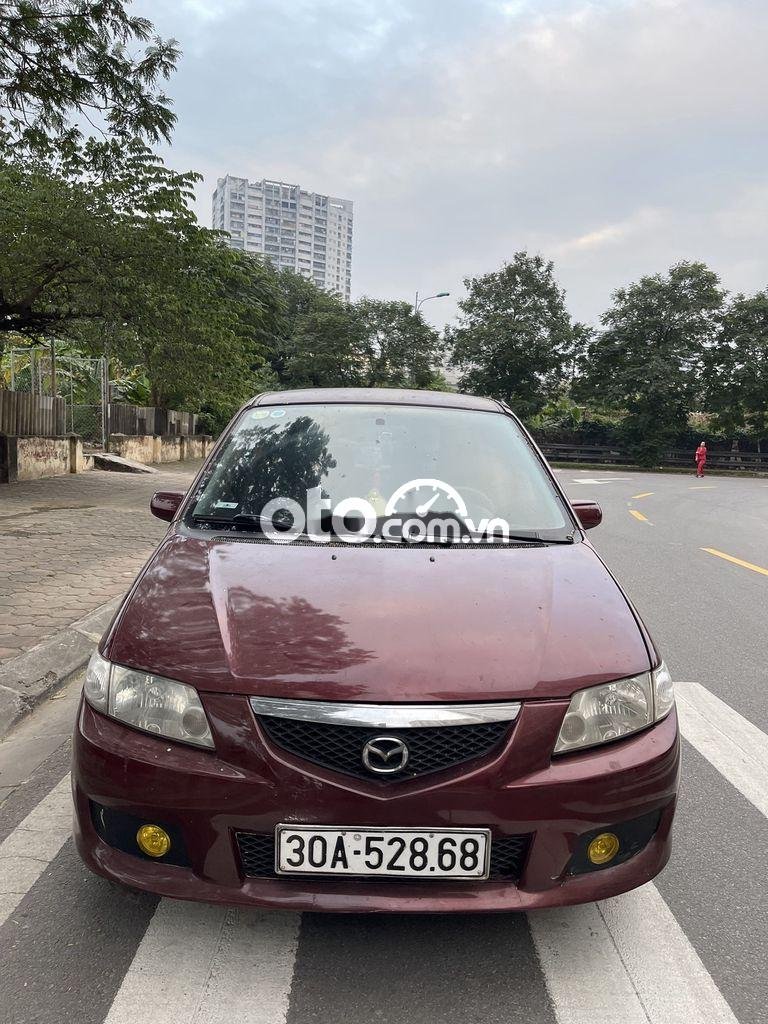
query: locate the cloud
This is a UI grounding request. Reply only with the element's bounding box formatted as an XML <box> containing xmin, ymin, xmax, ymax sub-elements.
<box><xmin>137</xmin><ymin>0</ymin><xmax>768</xmax><ymax>324</ymax></box>
<box><xmin>551</xmin><ymin>208</ymin><xmax>667</xmax><ymax>256</ymax></box>
<box><xmin>177</xmin><ymin>0</ymin><xmax>245</xmax><ymax>23</ymax></box>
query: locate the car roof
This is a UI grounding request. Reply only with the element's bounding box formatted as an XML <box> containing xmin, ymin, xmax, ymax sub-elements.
<box><xmin>248</xmin><ymin>387</ymin><xmax>503</xmax><ymax>412</ymax></box>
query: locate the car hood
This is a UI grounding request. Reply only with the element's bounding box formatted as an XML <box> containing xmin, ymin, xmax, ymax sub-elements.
<box><xmin>106</xmin><ymin>531</ymin><xmax>651</xmax><ymax>702</ymax></box>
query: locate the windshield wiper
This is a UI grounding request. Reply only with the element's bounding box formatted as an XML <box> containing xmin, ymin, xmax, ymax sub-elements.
<box><xmin>502</xmin><ymin>533</ymin><xmax>574</xmax><ymax>545</ymax></box>
<box><xmin>381</xmin><ymin>529</ymin><xmax>574</xmax><ymax>546</ymax></box>
<box><xmin>191</xmin><ymin>510</ymin><xmax>300</xmax><ymax>535</ymax></box>
<box><xmin>435</xmin><ymin>531</ymin><xmax>574</xmax><ymax>546</ymax></box>
<box><xmin>190</xmin><ymin>513</ymin><xmax>264</xmax><ymax>533</ymax></box>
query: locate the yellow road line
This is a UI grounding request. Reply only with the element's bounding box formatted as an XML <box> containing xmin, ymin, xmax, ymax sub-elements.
<box><xmin>629</xmin><ymin>509</ymin><xmax>649</xmax><ymax>522</ymax></box>
<box><xmin>702</xmin><ymin>548</ymin><xmax>768</xmax><ymax>578</ymax></box>
<box><xmin>631</xmin><ymin>492</ymin><xmax>654</xmax><ymax>499</ymax></box>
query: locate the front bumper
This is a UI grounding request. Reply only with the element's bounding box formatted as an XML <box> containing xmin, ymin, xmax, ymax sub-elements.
<box><xmin>72</xmin><ymin>695</ymin><xmax>680</xmax><ymax>913</ymax></box>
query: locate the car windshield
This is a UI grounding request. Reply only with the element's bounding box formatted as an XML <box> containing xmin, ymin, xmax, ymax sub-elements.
<box><xmin>187</xmin><ymin>403</ymin><xmax>572</xmax><ymax>540</ymax></box>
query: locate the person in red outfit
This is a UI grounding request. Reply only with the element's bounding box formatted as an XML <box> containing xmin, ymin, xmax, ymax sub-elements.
<box><xmin>695</xmin><ymin>441</ymin><xmax>707</xmax><ymax>477</ymax></box>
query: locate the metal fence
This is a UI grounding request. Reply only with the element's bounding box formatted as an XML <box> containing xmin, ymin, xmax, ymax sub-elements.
<box><xmin>3</xmin><ymin>348</ymin><xmax>107</xmax><ymax>444</ymax></box>
<box><xmin>540</xmin><ymin>442</ymin><xmax>768</xmax><ymax>472</ymax></box>
<box><xmin>108</xmin><ymin>404</ymin><xmax>197</xmax><ymax>436</ymax></box>
<box><xmin>1</xmin><ymin>348</ymin><xmax>197</xmax><ymax>445</ymax></box>
<box><xmin>0</xmin><ymin>391</ymin><xmax>67</xmax><ymax>436</ymax></box>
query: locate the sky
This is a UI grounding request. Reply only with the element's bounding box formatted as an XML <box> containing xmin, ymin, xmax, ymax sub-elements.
<box><xmin>137</xmin><ymin>0</ymin><xmax>768</xmax><ymax>328</ymax></box>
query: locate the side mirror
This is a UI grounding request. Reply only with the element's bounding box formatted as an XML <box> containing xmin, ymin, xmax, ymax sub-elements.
<box><xmin>571</xmin><ymin>499</ymin><xmax>602</xmax><ymax>530</ymax></box>
<box><xmin>150</xmin><ymin>490</ymin><xmax>184</xmax><ymax>522</ymax></box>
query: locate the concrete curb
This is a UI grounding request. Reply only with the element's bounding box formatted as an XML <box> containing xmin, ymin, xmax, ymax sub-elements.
<box><xmin>0</xmin><ymin>599</ymin><xmax>120</xmax><ymax>739</ymax></box>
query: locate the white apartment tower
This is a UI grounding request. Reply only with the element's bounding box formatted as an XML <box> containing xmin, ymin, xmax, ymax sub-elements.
<box><xmin>212</xmin><ymin>174</ymin><xmax>353</xmax><ymax>300</ymax></box>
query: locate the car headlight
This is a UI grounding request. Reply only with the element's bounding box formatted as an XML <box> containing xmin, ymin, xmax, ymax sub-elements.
<box><xmin>553</xmin><ymin>662</ymin><xmax>674</xmax><ymax>755</ymax></box>
<box><xmin>83</xmin><ymin>651</ymin><xmax>214</xmax><ymax>749</ymax></box>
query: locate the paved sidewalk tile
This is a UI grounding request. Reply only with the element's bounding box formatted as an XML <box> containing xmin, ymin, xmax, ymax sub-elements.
<box><xmin>0</xmin><ymin>462</ymin><xmax>202</xmax><ymax>663</ymax></box>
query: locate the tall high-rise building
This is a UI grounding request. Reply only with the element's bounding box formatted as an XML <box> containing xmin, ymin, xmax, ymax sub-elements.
<box><xmin>212</xmin><ymin>174</ymin><xmax>353</xmax><ymax>300</ymax></box>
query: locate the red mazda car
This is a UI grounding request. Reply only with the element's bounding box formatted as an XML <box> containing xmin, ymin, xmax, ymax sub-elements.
<box><xmin>73</xmin><ymin>388</ymin><xmax>679</xmax><ymax>912</ymax></box>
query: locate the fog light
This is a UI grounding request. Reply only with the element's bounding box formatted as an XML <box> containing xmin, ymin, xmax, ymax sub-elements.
<box><xmin>136</xmin><ymin>824</ymin><xmax>171</xmax><ymax>858</ymax></box>
<box><xmin>587</xmin><ymin>832</ymin><xmax>620</xmax><ymax>865</ymax></box>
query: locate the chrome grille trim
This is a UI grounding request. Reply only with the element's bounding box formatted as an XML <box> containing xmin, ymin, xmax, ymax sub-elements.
<box><xmin>249</xmin><ymin>696</ymin><xmax>522</xmax><ymax>728</ymax></box>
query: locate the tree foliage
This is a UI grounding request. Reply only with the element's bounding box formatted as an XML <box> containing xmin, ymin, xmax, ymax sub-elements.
<box><xmin>578</xmin><ymin>262</ymin><xmax>725</xmax><ymax>464</ymax></box>
<box><xmin>0</xmin><ymin>155</ymin><xmax>284</xmax><ymax>412</ymax></box>
<box><xmin>449</xmin><ymin>252</ymin><xmax>575</xmax><ymax>417</ymax></box>
<box><xmin>356</xmin><ymin>298</ymin><xmax>445</xmax><ymax>389</ymax></box>
<box><xmin>280</xmin><ymin>305</ymin><xmax>368</xmax><ymax>389</ymax></box>
<box><xmin>704</xmin><ymin>291</ymin><xmax>768</xmax><ymax>444</ymax></box>
<box><xmin>269</xmin><ymin>287</ymin><xmax>446</xmax><ymax>392</ymax></box>
<box><xmin>112</xmin><ymin>238</ymin><xmax>281</xmax><ymax>410</ymax></box>
<box><xmin>0</xmin><ymin>152</ymin><xmax>195</xmax><ymax>336</ymax></box>
<box><xmin>265</xmin><ymin>269</ymin><xmax>339</xmax><ymax>385</ymax></box>
<box><xmin>0</xmin><ymin>0</ymin><xmax>178</xmax><ymax>163</ymax></box>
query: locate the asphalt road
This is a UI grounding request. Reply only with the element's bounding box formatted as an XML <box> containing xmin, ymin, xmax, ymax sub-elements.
<box><xmin>1</xmin><ymin>467</ymin><xmax>767</xmax><ymax>1024</ymax></box>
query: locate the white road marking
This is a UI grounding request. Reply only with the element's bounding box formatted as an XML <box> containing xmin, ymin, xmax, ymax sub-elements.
<box><xmin>676</xmin><ymin>681</ymin><xmax>768</xmax><ymax>820</ymax></box>
<box><xmin>569</xmin><ymin>477</ymin><xmax>630</xmax><ymax>485</ymax></box>
<box><xmin>529</xmin><ymin>902</ymin><xmax>649</xmax><ymax>1023</ymax></box>
<box><xmin>0</xmin><ymin>773</ymin><xmax>71</xmax><ymax>927</ymax></box>
<box><xmin>530</xmin><ymin>882</ymin><xmax>738</xmax><ymax>1024</ymax></box>
<box><xmin>105</xmin><ymin>899</ymin><xmax>300</xmax><ymax>1024</ymax></box>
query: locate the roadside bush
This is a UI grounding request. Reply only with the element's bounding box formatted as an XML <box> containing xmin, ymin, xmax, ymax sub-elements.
<box><xmin>528</xmin><ymin>412</ymin><xmax>761</xmax><ymax>457</ymax></box>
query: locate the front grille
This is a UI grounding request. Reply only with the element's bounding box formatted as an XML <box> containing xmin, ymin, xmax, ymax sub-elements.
<box><xmin>489</xmin><ymin>835</ymin><xmax>529</xmax><ymax>879</ymax></box>
<box><xmin>256</xmin><ymin>717</ymin><xmax>512</xmax><ymax>782</ymax></box>
<box><xmin>236</xmin><ymin>832</ymin><xmax>276</xmax><ymax>877</ymax></box>
<box><xmin>235</xmin><ymin>832</ymin><xmax>530</xmax><ymax>882</ymax></box>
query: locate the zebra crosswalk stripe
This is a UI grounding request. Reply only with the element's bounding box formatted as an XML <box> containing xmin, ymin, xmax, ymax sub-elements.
<box><xmin>675</xmin><ymin>681</ymin><xmax>768</xmax><ymax>819</ymax></box>
<box><xmin>0</xmin><ymin>773</ymin><xmax>71</xmax><ymax>928</ymax></box>
<box><xmin>529</xmin><ymin>883</ymin><xmax>739</xmax><ymax>1024</ymax></box>
<box><xmin>104</xmin><ymin>900</ymin><xmax>301</xmax><ymax>1024</ymax></box>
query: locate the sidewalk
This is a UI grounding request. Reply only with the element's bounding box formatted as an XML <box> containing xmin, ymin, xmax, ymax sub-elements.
<box><xmin>0</xmin><ymin>460</ymin><xmax>203</xmax><ymax>663</ymax></box>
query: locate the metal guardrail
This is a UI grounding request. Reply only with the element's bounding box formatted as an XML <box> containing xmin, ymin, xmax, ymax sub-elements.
<box><xmin>540</xmin><ymin>443</ymin><xmax>768</xmax><ymax>471</ymax></box>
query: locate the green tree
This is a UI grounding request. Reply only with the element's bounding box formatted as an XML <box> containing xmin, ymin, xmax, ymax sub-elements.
<box><xmin>267</xmin><ymin>269</ymin><xmax>340</xmax><ymax>385</ymax></box>
<box><xmin>282</xmin><ymin>305</ymin><xmax>368</xmax><ymax>389</ymax></box>
<box><xmin>579</xmin><ymin>261</ymin><xmax>725</xmax><ymax>465</ymax></box>
<box><xmin>355</xmin><ymin>298</ymin><xmax>445</xmax><ymax>389</ymax></box>
<box><xmin>566</xmin><ymin>321</ymin><xmax>593</xmax><ymax>384</ymax></box>
<box><xmin>704</xmin><ymin>290</ymin><xmax>768</xmax><ymax>448</ymax></box>
<box><xmin>0</xmin><ymin>158</ymin><xmax>282</xmax><ymax>414</ymax></box>
<box><xmin>272</xmin><ymin>288</ymin><xmax>449</xmax><ymax>393</ymax></box>
<box><xmin>449</xmin><ymin>252</ymin><xmax>575</xmax><ymax>416</ymax></box>
<box><xmin>0</xmin><ymin>153</ymin><xmax>196</xmax><ymax>341</ymax></box>
<box><xmin>0</xmin><ymin>1</ymin><xmax>178</xmax><ymax>162</ymax></box>
<box><xmin>112</xmin><ymin>235</ymin><xmax>274</xmax><ymax>408</ymax></box>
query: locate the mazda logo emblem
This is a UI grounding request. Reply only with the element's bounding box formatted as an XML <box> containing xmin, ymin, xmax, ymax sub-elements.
<box><xmin>362</xmin><ymin>736</ymin><xmax>409</xmax><ymax>774</ymax></box>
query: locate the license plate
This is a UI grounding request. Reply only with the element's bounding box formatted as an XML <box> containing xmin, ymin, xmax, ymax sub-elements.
<box><xmin>275</xmin><ymin>825</ymin><xmax>490</xmax><ymax>880</ymax></box>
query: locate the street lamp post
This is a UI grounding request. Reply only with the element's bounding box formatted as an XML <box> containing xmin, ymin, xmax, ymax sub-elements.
<box><xmin>414</xmin><ymin>290</ymin><xmax>450</xmax><ymax>314</ymax></box>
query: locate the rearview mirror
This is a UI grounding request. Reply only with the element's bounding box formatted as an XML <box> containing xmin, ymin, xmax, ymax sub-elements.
<box><xmin>571</xmin><ymin>500</ymin><xmax>602</xmax><ymax>530</ymax></box>
<box><xmin>150</xmin><ymin>490</ymin><xmax>184</xmax><ymax>522</ymax></box>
